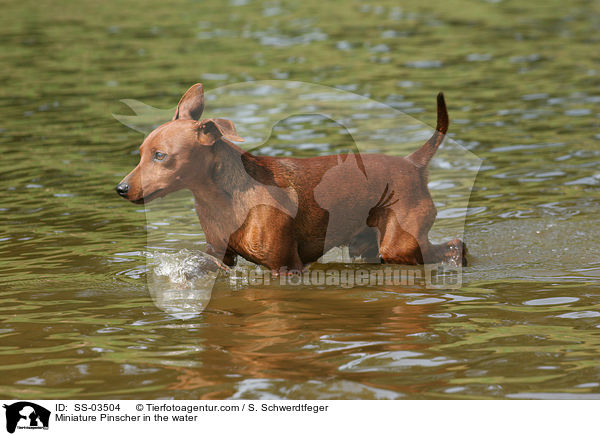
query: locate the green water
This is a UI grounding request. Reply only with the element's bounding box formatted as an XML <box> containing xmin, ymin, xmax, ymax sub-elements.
<box><xmin>1</xmin><ymin>0</ymin><xmax>599</xmax><ymax>399</ymax></box>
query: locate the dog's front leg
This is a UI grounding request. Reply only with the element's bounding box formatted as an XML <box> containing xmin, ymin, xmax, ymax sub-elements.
<box><xmin>205</xmin><ymin>243</ymin><xmax>237</xmax><ymax>267</ymax></box>
<box><xmin>230</xmin><ymin>204</ymin><xmax>304</xmax><ymax>273</ymax></box>
<box><xmin>203</xmin><ymin>233</ymin><xmax>238</xmax><ymax>268</ymax></box>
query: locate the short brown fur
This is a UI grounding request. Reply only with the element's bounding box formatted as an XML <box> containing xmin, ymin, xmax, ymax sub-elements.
<box><xmin>116</xmin><ymin>84</ymin><xmax>467</xmax><ymax>272</ymax></box>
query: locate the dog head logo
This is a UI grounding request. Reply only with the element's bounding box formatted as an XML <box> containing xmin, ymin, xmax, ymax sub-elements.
<box><xmin>3</xmin><ymin>402</ymin><xmax>50</xmax><ymax>433</ymax></box>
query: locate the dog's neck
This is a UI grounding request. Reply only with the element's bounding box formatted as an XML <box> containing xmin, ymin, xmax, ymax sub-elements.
<box><xmin>186</xmin><ymin>141</ymin><xmax>248</xmax><ymax>241</ymax></box>
<box><xmin>215</xmin><ymin>140</ymin><xmax>253</xmax><ymax>195</ymax></box>
<box><xmin>188</xmin><ymin>140</ymin><xmax>260</xmax><ymax>209</ymax></box>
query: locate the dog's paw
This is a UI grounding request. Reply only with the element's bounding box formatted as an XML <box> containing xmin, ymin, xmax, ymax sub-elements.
<box><xmin>444</xmin><ymin>238</ymin><xmax>468</xmax><ymax>267</ymax></box>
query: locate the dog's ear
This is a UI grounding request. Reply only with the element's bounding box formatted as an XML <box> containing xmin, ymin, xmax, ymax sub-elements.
<box><xmin>172</xmin><ymin>83</ymin><xmax>205</xmax><ymax>121</ymax></box>
<box><xmin>197</xmin><ymin>118</ymin><xmax>244</xmax><ymax>145</ymax></box>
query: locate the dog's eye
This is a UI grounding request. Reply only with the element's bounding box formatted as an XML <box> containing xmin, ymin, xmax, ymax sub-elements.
<box><xmin>153</xmin><ymin>151</ymin><xmax>167</xmax><ymax>161</ymax></box>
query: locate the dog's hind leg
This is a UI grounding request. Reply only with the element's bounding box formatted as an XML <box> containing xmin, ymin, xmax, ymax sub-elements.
<box><xmin>376</xmin><ymin>213</ymin><xmax>467</xmax><ymax>266</ymax></box>
<box><xmin>377</xmin><ymin>221</ymin><xmax>425</xmax><ymax>265</ymax></box>
<box><xmin>348</xmin><ymin>227</ymin><xmax>380</xmax><ymax>262</ymax></box>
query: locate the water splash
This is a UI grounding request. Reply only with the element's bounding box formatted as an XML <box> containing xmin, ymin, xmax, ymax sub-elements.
<box><xmin>147</xmin><ymin>249</ymin><xmax>225</xmax><ymax>319</ymax></box>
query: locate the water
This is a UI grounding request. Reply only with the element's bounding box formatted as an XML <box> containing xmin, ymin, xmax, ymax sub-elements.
<box><xmin>1</xmin><ymin>0</ymin><xmax>599</xmax><ymax>399</ymax></box>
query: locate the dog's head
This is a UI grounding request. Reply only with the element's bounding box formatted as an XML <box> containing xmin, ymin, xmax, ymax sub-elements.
<box><xmin>116</xmin><ymin>83</ymin><xmax>244</xmax><ymax>204</ymax></box>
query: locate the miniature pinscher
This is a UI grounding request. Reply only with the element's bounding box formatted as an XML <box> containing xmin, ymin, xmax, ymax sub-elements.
<box><xmin>116</xmin><ymin>83</ymin><xmax>467</xmax><ymax>272</ymax></box>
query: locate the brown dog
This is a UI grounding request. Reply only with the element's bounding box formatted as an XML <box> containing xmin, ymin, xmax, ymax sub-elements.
<box><xmin>116</xmin><ymin>84</ymin><xmax>467</xmax><ymax>272</ymax></box>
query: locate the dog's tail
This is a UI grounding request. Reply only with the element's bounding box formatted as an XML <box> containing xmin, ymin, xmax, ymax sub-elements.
<box><xmin>407</xmin><ymin>92</ymin><xmax>449</xmax><ymax>168</ymax></box>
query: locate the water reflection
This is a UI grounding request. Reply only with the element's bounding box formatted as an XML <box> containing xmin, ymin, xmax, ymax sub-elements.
<box><xmin>162</xmin><ymin>283</ymin><xmax>443</xmax><ymax>398</ymax></box>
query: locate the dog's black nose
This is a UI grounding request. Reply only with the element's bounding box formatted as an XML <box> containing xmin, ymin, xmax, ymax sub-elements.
<box><xmin>115</xmin><ymin>182</ymin><xmax>129</xmax><ymax>197</ymax></box>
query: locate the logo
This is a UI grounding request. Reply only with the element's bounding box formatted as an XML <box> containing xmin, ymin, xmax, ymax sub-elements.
<box><xmin>3</xmin><ymin>402</ymin><xmax>50</xmax><ymax>434</ymax></box>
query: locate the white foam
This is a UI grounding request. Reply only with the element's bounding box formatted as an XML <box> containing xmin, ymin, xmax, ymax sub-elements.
<box><xmin>146</xmin><ymin>249</ymin><xmax>223</xmax><ymax>319</ymax></box>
